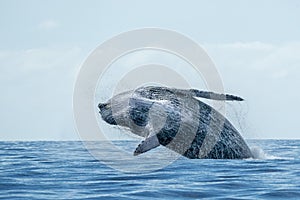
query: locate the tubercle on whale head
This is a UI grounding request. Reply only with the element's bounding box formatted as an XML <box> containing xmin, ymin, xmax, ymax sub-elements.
<box><xmin>98</xmin><ymin>102</ymin><xmax>117</xmax><ymax>125</ymax></box>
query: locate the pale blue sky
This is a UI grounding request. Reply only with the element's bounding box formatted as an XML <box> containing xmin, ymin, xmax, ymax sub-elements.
<box><xmin>1</xmin><ymin>0</ymin><xmax>300</xmax><ymax>140</ymax></box>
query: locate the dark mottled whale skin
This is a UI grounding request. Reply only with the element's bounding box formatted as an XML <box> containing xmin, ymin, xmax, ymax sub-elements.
<box><xmin>98</xmin><ymin>86</ymin><xmax>253</xmax><ymax>159</ymax></box>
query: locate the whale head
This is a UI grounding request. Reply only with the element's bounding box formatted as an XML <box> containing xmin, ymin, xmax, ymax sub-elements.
<box><xmin>98</xmin><ymin>89</ymin><xmax>158</xmax><ymax>138</ymax></box>
<box><xmin>98</xmin><ymin>90</ymin><xmax>147</xmax><ymax>128</ymax></box>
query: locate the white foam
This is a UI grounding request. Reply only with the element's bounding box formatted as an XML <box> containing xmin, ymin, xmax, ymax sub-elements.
<box><xmin>249</xmin><ymin>146</ymin><xmax>280</xmax><ymax>160</ymax></box>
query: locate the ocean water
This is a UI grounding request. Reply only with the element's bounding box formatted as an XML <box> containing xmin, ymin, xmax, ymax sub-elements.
<box><xmin>1</xmin><ymin>140</ymin><xmax>299</xmax><ymax>199</ymax></box>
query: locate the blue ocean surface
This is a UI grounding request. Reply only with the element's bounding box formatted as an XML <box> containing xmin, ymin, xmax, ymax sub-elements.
<box><xmin>1</xmin><ymin>140</ymin><xmax>299</xmax><ymax>199</ymax></box>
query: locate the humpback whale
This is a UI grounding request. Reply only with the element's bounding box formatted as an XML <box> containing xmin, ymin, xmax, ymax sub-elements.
<box><xmin>98</xmin><ymin>86</ymin><xmax>253</xmax><ymax>159</ymax></box>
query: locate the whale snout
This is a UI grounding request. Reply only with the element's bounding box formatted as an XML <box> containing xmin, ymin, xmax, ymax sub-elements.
<box><xmin>98</xmin><ymin>103</ymin><xmax>110</xmax><ymax>111</ymax></box>
<box><xmin>98</xmin><ymin>102</ymin><xmax>117</xmax><ymax>125</ymax></box>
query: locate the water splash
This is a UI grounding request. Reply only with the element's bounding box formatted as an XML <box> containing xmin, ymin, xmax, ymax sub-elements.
<box><xmin>249</xmin><ymin>146</ymin><xmax>280</xmax><ymax>160</ymax></box>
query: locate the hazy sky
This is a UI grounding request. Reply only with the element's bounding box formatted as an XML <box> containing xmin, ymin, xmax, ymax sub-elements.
<box><xmin>1</xmin><ymin>0</ymin><xmax>300</xmax><ymax>140</ymax></box>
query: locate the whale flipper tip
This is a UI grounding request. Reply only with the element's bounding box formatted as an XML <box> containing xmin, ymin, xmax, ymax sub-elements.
<box><xmin>134</xmin><ymin>135</ymin><xmax>160</xmax><ymax>156</ymax></box>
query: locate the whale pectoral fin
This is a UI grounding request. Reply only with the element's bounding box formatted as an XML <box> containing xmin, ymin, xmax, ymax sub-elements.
<box><xmin>134</xmin><ymin>135</ymin><xmax>160</xmax><ymax>156</ymax></box>
<box><xmin>189</xmin><ymin>89</ymin><xmax>244</xmax><ymax>101</ymax></box>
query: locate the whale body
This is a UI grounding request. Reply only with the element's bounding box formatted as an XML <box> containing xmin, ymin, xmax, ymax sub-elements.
<box><xmin>98</xmin><ymin>86</ymin><xmax>253</xmax><ymax>159</ymax></box>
